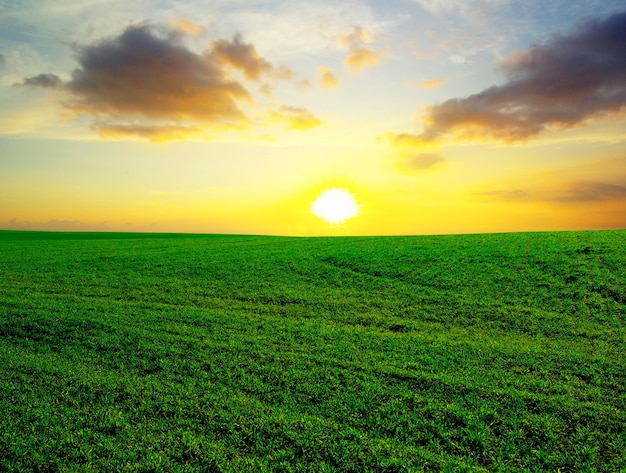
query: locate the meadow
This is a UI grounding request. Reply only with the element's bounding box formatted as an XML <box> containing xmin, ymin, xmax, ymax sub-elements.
<box><xmin>0</xmin><ymin>229</ymin><xmax>624</xmax><ymax>472</ymax></box>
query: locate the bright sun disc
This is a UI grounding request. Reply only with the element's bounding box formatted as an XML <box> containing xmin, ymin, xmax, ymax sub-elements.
<box><xmin>311</xmin><ymin>187</ymin><xmax>361</xmax><ymax>225</ymax></box>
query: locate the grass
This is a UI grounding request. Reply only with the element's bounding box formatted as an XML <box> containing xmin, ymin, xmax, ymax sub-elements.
<box><xmin>0</xmin><ymin>229</ymin><xmax>624</xmax><ymax>472</ymax></box>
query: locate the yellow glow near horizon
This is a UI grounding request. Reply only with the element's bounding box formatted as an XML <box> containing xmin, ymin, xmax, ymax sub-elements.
<box><xmin>311</xmin><ymin>187</ymin><xmax>361</xmax><ymax>226</ymax></box>
<box><xmin>2</xmin><ymin>4</ymin><xmax>626</xmax><ymax>236</ymax></box>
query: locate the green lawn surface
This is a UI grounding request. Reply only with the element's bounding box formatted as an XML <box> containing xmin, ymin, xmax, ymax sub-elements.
<box><xmin>1</xmin><ymin>229</ymin><xmax>624</xmax><ymax>472</ymax></box>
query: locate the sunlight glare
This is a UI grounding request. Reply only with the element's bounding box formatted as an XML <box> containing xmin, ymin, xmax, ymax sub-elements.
<box><xmin>311</xmin><ymin>187</ymin><xmax>361</xmax><ymax>226</ymax></box>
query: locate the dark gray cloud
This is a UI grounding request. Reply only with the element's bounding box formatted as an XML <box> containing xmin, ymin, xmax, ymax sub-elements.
<box><xmin>18</xmin><ymin>24</ymin><xmax>315</xmax><ymax>140</ymax></box>
<box><xmin>18</xmin><ymin>73</ymin><xmax>63</xmax><ymax>88</ymax></box>
<box><xmin>0</xmin><ymin>53</ymin><xmax>6</xmax><ymax>69</ymax></box>
<box><xmin>64</xmin><ymin>24</ymin><xmax>251</xmax><ymax>125</ymax></box>
<box><xmin>402</xmin><ymin>11</ymin><xmax>626</xmax><ymax>143</ymax></box>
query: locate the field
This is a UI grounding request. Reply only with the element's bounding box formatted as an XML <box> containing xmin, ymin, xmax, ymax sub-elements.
<box><xmin>0</xmin><ymin>229</ymin><xmax>625</xmax><ymax>472</ymax></box>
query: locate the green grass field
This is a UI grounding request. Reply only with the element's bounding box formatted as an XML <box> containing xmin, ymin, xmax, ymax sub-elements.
<box><xmin>0</xmin><ymin>229</ymin><xmax>624</xmax><ymax>472</ymax></box>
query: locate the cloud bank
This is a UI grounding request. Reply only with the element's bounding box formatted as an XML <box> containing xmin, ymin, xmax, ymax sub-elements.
<box><xmin>19</xmin><ymin>24</ymin><xmax>317</xmax><ymax>141</ymax></box>
<box><xmin>397</xmin><ymin>11</ymin><xmax>626</xmax><ymax>144</ymax></box>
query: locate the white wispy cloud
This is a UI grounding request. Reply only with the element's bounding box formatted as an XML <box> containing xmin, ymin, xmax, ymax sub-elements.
<box><xmin>217</xmin><ymin>0</ymin><xmax>392</xmax><ymax>60</ymax></box>
<box><xmin>412</xmin><ymin>0</ymin><xmax>509</xmax><ymax>16</ymax></box>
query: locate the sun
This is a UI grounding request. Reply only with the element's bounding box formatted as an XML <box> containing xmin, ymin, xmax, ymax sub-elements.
<box><xmin>311</xmin><ymin>187</ymin><xmax>361</xmax><ymax>226</ymax></box>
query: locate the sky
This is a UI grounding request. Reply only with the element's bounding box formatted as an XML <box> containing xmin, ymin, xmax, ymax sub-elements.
<box><xmin>1</xmin><ymin>0</ymin><xmax>625</xmax><ymax>236</ymax></box>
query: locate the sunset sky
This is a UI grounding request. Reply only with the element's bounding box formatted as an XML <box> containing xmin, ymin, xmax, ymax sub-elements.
<box><xmin>1</xmin><ymin>1</ymin><xmax>625</xmax><ymax>236</ymax></box>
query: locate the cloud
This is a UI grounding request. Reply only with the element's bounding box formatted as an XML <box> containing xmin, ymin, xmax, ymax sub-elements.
<box><xmin>6</xmin><ymin>218</ymin><xmax>111</xmax><ymax>231</ymax></box>
<box><xmin>92</xmin><ymin>122</ymin><xmax>202</xmax><ymax>142</ymax></box>
<box><xmin>271</xmin><ymin>105</ymin><xmax>322</xmax><ymax>130</ymax></box>
<box><xmin>400</xmin><ymin>153</ymin><xmax>445</xmax><ymax>172</ymax></box>
<box><xmin>272</xmin><ymin>65</ymin><xmax>295</xmax><ymax>81</ymax></box>
<box><xmin>388</xmin><ymin>133</ymin><xmax>431</xmax><ymax>147</ymax></box>
<box><xmin>169</xmin><ymin>18</ymin><xmax>204</xmax><ymax>38</ymax></box>
<box><xmin>556</xmin><ymin>181</ymin><xmax>626</xmax><ymax>202</ymax></box>
<box><xmin>406</xmin><ymin>40</ymin><xmax>427</xmax><ymax>59</ymax></box>
<box><xmin>18</xmin><ymin>73</ymin><xmax>63</xmax><ymax>89</ymax></box>
<box><xmin>477</xmin><ymin>189</ymin><xmax>530</xmax><ymax>201</ymax></box>
<box><xmin>64</xmin><ymin>24</ymin><xmax>253</xmax><ymax>133</ymax></box>
<box><xmin>19</xmin><ymin>24</ymin><xmax>305</xmax><ymax>140</ymax></box>
<box><xmin>318</xmin><ymin>66</ymin><xmax>339</xmax><ymax>88</ymax></box>
<box><xmin>211</xmin><ymin>33</ymin><xmax>275</xmax><ymax>81</ymax></box>
<box><xmin>389</xmin><ymin>134</ymin><xmax>446</xmax><ymax>173</ymax></box>
<box><xmin>0</xmin><ymin>53</ymin><xmax>5</xmax><ymax>69</ymax></box>
<box><xmin>401</xmin><ymin>11</ymin><xmax>626</xmax><ymax>144</ymax></box>
<box><xmin>342</xmin><ymin>26</ymin><xmax>383</xmax><ymax>73</ymax></box>
<box><xmin>477</xmin><ymin>181</ymin><xmax>626</xmax><ymax>203</ymax></box>
<box><xmin>222</xmin><ymin>1</ymin><xmax>389</xmax><ymax>60</ymax></box>
<box><xmin>421</xmin><ymin>78</ymin><xmax>444</xmax><ymax>88</ymax></box>
<box><xmin>413</xmin><ymin>0</ymin><xmax>508</xmax><ymax>16</ymax></box>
